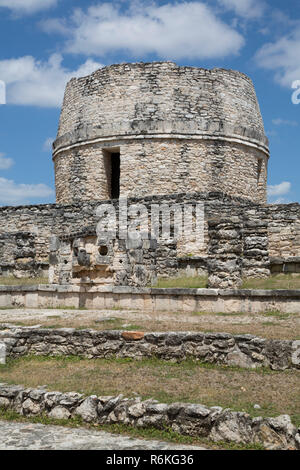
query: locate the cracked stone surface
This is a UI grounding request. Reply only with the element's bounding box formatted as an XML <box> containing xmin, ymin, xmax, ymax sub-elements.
<box><xmin>0</xmin><ymin>421</ymin><xmax>206</xmax><ymax>450</ymax></box>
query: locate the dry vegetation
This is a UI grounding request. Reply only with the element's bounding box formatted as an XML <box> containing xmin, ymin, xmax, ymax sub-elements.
<box><xmin>152</xmin><ymin>276</ymin><xmax>208</xmax><ymax>288</ymax></box>
<box><xmin>0</xmin><ymin>273</ymin><xmax>299</xmax><ymax>290</ymax></box>
<box><xmin>242</xmin><ymin>274</ymin><xmax>300</xmax><ymax>290</ymax></box>
<box><xmin>2</xmin><ymin>309</ymin><xmax>299</xmax><ymax>340</ymax></box>
<box><xmin>0</xmin><ymin>356</ymin><xmax>299</xmax><ymax>427</ymax></box>
<box><xmin>153</xmin><ymin>274</ymin><xmax>300</xmax><ymax>290</ymax></box>
<box><xmin>0</xmin><ymin>277</ymin><xmax>48</xmax><ymax>286</ymax></box>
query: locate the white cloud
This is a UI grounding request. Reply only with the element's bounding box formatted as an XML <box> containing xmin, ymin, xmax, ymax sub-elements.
<box><xmin>265</xmin><ymin>130</ymin><xmax>277</xmax><ymax>138</ymax></box>
<box><xmin>0</xmin><ymin>153</ymin><xmax>14</xmax><ymax>170</ymax></box>
<box><xmin>0</xmin><ymin>177</ymin><xmax>54</xmax><ymax>205</ymax></box>
<box><xmin>268</xmin><ymin>181</ymin><xmax>291</xmax><ymax>197</ymax></box>
<box><xmin>272</xmin><ymin>118</ymin><xmax>298</xmax><ymax>127</ymax></box>
<box><xmin>217</xmin><ymin>0</ymin><xmax>266</xmax><ymax>19</ymax></box>
<box><xmin>0</xmin><ymin>0</ymin><xmax>57</xmax><ymax>15</ymax></box>
<box><xmin>0</xmin><ymin>54</ymin><xmax>103</xmax><ymax>107</ymax></box>
<box><xmin>43</xmin><ymin>137</ymin><xmax>54</xmax><ymax>152</ymax></box>
<box><xmin>255</xmin><ymin>29</ymin><xmax>300</xmax><ymax>87</ymax></box>
<box><xmin>43</xmin><ymin>2</ymin><xmax>244</xmax><ymax>60</ymax></box>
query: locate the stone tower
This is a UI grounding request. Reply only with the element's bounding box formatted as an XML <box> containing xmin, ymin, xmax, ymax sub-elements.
<box><xmin>53</xmin><ymin>62</ymin><xmax>269</xmax><ymax>204</ymax></box>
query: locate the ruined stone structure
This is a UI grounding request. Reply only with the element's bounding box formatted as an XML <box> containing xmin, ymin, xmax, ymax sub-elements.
<box><xmin>0</xmin><ymin>61</ymin><xmax>299</xmax><ymax>289</ymax></box>
<box><xmin>53</xmin><ymin>62</ymin><xmax>269</xmax><ymax>204</ymax></box>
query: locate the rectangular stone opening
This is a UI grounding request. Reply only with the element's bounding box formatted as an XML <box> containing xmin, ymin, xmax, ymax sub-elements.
<box><xmin>103</xmin><ymin>149</ymin><xmax>120</xmax><ymax>199</ymax></box>
<box><xmin>257</xmin><ymin>158</ymin><xmax>263</xmax><ymax>184</ymax></box>
<box><xmin>111</xmin><ymin>152</ymin><xmax>120</xmax><ymax>199</ymax></box>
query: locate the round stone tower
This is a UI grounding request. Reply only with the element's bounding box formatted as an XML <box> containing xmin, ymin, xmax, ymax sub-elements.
<box><xmin>53</xmin><ymin>62</ymin><xmax>269</xmax><ymax>204</ymax></box>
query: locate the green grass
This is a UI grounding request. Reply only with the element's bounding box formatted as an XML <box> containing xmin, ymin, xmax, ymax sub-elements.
<box><xmin>152</xmin><ymin>276</ymin><xmax>208</xmax><ymax>289</ymax></box>
<box><xmin>215</xmin><ymin>312</ymin><xmax>245</xmax><ymax>317</ymax></box>
<box><xmin>0</xmin><ymin>276</ymin><xmax>48</xmax><ymax>286</ymax></box>
<box><xmin>0</xmin><ymin>307</ymin><xmax>20</xmax><ymax>310</ymax></box>
<box><xmin>242</xmin><ymin>274</ymin><xmax>300</xmax><ymax>290</ymax></box>
<box><xmin>150</xmin><ymin>273</ymin><xmax>300</xmax><ymax>290</ymax></box>
<box><xmin>262</xmin><ymin>311</ymin><xmax>292</xmax><ymax>320</ymax></box>
<box><xmin>44</xmin><ymin>306</ymin><xmax>87</xmax><ymax>310</ymax></box>
<box><xmin>0</xmin><ymin>353</ymin><xmax>292</xmax><ymax>376</ymax></box>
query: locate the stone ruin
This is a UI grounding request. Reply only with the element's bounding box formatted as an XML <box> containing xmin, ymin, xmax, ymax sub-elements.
<box><xmin>49</xmin><ymin>227</ymin><xmax>160</xmax><ymax>287</ymax></box>
<box><xmin>0</xmin><ymin>61</ymin><xmax>299</xmax><ymax>289</ymax></box>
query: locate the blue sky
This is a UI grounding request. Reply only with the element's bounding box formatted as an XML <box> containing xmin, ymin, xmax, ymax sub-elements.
<box><xmin>0</xmin><ymin>0</ymin><xmax>299</xmax><ymax>206</ymax></box>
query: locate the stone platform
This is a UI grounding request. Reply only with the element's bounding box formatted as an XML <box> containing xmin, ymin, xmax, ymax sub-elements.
<box><xmin>1</xmin><ymin>285</ymin><xmax>300</xmax><ymax>314</ymax></box>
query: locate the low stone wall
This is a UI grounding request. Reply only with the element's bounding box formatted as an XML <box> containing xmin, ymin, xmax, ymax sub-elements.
<box><xmin>1</xmin><ymin>285</ymin><xmax>300</xmax><ymax>314</ymax></box>
<box><xmin>1</xmin><ymin>326</ymin><xmax>299</xmax><ymax>370</ymax></box>
<box><xmin>0</xmin><ymin>383</ymin><xmax>298</xmax><ymax>450</ymax></box>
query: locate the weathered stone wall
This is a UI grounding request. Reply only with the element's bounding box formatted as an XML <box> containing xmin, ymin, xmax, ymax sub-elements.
<box><xmin>208</xmin><ymin>218</ymin><xmax>243</xmax><ymax>289</ymax></box>
<box><xmin>0</xmin><ymin>192</ymin><xmax>243</xmax><ymax>279</ymax></box>
<box><xmin>207</xmin><ymin>211</ymin><xmax>270</xmax><ymax>288</ymax></box>
<box><xmin>0</xmin><ymin>232</ymin><xmax>47</xmax><ymax>278</ymax></box>
<box><xmin>268</xmin><ymin>204</ymin><xmax>300</xmax><ymax>258</ymax></box>
<box><xmin>243</xmin><ymin>216</ymin><xmax>269</xmax><ymax>279</ymax></box>
<box><xmin>0</xmin><ymin>383</ymin><xmax>298</xmax><ymax>449</ymax></box>
<box><xmin>57</xmin><ymin>62</ymin><xmax>266</xmax><ymax>139</ymax></box>
<box><xmin>49</xmin><ymin>229</ymin><xmax>161</xmax><ymax>287</ymax></box>
<box><xmin>54</xmin><ymin>139</ymin><xmax>268</xmax><ymax>204</ymax></box>
<box><xmin>0</xmin><ymin>194</ymin><xmax>300</xmax><ymax>282</ymax></box>
<box><xmin>0</xmin><ymin>202</ymin><xmax>101</xmax><ymax>277</ymax></box>
<box><xmin>1</xmin><ymin>326</ymin><xmax>299</xmax><ymax>371</ymax></box>
<box><xmin>53</xmin><ymin>62</ymin><xmax>269</xmax><ymax>204</ymax></box>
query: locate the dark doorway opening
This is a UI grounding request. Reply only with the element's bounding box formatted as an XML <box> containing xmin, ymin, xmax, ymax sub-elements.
<box><xmin>110</xmin><ymin>153</ymin><xmax>120</xmax><ymax>199</ymax></box>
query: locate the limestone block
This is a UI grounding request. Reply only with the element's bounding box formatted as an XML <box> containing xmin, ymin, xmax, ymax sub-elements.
<box><xmin>0</xmin><ymin>343</ymin><xmax>6</xmax><ymax>365</ymax></box>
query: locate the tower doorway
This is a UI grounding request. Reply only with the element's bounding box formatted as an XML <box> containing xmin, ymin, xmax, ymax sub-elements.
<box><xmin>111</xmin><ymin>152</ymin><xmax>120</xmax><ymax>199</ymax></box>
<box><xmin>103</xmin><ymin>149</ymin><xmax>120</xmax><ymax>200</ymax></box>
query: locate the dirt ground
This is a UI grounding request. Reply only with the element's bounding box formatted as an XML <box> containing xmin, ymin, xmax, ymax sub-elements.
<box><xmin>0</xmin><ymin>307</ymin><xmax>299</xmax><ymax>340</ymax></box>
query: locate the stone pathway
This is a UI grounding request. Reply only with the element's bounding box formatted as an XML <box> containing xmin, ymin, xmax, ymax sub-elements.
<box><xmin>0</xmin><ymin>420</ymin><xmax>206</xmax><ymax>450</ymax></box>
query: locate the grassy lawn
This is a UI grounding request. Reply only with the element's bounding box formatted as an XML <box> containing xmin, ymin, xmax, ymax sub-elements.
<box><xmin>152</xmin><ymin>274</ymin><xmax>300</xmax><ymax>290</ymax></box>
<box><xmin>152</xmin><ymin>276</ymin><xmax>208</xmax><ymax>288</ymax></box>
<box><xmin>242</xmin><ymin>274</ymin><xmax>300</xmax><ymax>290</ymax></box>
<box><xmin>0</xmin><ymin>276</ymin><xmax>48</xmax><ymax>286</ymax></box>
<box><xmin>0</xmin><ymin>356</ymin><xmax>299</xmax><ymax>427</ymax></box>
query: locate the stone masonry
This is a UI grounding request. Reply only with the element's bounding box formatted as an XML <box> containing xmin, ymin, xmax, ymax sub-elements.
<box><xmin>0</xmin><ymin>383</ymin><xmax>299</xmax><ymax>450</ymax></box>
<box><xmin>1</xmin><ymin>326</ymin><xmax>299</xmax><ymax>371</ymax></box>
<box><xmin>53</xmin><ymin>62</ymin><xmax>269</xmax><ymax>204</ymax></box>
<box><xmin>0</xmin><ymin>62</ymin><xmax>299</xmax><ymax>287</ymax></box>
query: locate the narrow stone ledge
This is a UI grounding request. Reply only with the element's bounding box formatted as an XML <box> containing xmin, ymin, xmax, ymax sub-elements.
<box><xmin>0</xmin><ymin>285</ymin><xmax>300</xmax><ymax>313</ymax></box>
<box><xmin>1</xmin><ymin>284</ymin><xmax>300</xmax><ymax>298</ymax></box>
